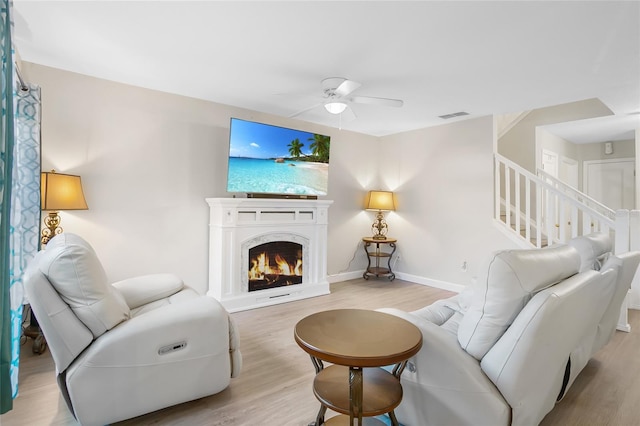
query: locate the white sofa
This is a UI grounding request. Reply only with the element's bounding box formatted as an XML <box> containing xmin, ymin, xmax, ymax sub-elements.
<box><xmin>23</xmin><ymin>233</ymin><xmax>242</xmax><ymax>426</ymax></box>
<box><xmin>380</xmin><ymin>233</ymin><xmax>640</xmax><ymax>426</ymax></box>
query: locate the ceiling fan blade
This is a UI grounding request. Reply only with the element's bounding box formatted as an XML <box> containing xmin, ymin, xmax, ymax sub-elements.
<box><xmin>289</xmin><ymin>102</ymin><xmax>323</xmax><ymax>118</ymax></box>
<box><xmin>350</xmin><ymin>95</ymin><xmax>404</xmax><ymax>108</ymax></box>
<box><xmin>335</xmin><ymin>79</ymin><xmax>362</xmax><ymax>97</ymax></box>
<box><xmin>341</xmin><ymin>105</ymin><xmax>357</xmax><ymax>122</ymax></box>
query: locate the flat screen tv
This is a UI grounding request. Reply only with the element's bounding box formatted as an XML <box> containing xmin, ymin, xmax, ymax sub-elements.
<box><xmin>226</xmin><ymin>118</ymin><xmax>330</xmax><ymax>197</ymax></box>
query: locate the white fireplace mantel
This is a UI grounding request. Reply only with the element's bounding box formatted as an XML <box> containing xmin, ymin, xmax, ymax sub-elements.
<box><xmin>206</xmin><ymin>197</ymin><xmax>333</xmax><ymax>312</ymax></box>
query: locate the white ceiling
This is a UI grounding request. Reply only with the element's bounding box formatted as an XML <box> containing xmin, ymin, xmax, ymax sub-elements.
<box><xmin>541</xmin><ymin>113</ymin><xmax>640</xmax><ymax>145</ymax></box>
<box><xmin>12</xmin><ymin>1</ymin><xmax>640</xmax><ymax>138</ymax></box>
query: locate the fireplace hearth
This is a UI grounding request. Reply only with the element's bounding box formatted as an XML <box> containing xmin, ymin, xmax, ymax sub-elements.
<box><xmin>207</xmin><ymin>198</ymin><xmax>332</xmax><ymax>312</ymax></box>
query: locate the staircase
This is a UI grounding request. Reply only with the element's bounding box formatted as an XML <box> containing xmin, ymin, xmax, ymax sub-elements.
<box><xmin>494</xmin><ymin>153</ymin><xmax>640</xmax><ymax>329</ymax></box>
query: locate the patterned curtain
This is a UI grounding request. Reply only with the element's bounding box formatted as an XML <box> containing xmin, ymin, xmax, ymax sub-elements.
<box><xmin>0</xmin><ymin>0</ymin><xmax>16</xmax><ymax>414</ymax></box>
<box><xmin>9</xmin><ymin>83</ymin><xmax>41</xmax><ymax>399</ymax></box>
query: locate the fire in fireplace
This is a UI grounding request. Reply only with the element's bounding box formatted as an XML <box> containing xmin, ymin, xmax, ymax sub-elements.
<box><xmin>248</xmin><ymin>241</ymin><xmax>303</xmax><ymax>292</ymax></box>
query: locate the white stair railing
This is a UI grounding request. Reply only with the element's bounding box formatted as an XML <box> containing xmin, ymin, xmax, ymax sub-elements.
<box><xmin>496</xmin><ymin>153</ymin><xmax>639</xmax><ymax>253</ymax></box>
<box><xmin>495</xmin><ymin>153</ymin><xmax>615</xmax><ymax>248</ymax></box>
<box><xmin>495</xmin><ymin>153</ymin><xmax>640</xmax><ymax>330</ymax></box>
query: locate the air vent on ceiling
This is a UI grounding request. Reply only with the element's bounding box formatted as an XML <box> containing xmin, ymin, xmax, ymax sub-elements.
<box><xmin>439</xmin><ymin>111</ymin><xmax>470</xmax><ymax>120</ymax></box>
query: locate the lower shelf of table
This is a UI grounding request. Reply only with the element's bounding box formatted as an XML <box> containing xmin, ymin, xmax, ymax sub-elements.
<box><xmin>324</xmin><ymin>414</ymin><xmax>387</xmax><ymax>425</ymax></box>
<box><xmin>363</xmin><ymin>268</ymin><xmax>396</xmax><ymax>281</ymax></box>
<box><xmin>313</xmin><ymin>365</ymin><xmax>402</xmax><ymax>417</ymax></box>
<box><xmin>366</xmin><ymin>267</ymin><xmax>391</xmax><ymax>274</ymax></box>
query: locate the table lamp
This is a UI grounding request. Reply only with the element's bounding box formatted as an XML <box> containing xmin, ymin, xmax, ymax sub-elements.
<box><xmin>41</xmin><ymin>170</ymin><xmax>88</xmax><ymax>245</ymax></box>
<box><xmin>365</xmin><ymin>190</ymin><xmax>395</xmax><ymax>240</ymax></box>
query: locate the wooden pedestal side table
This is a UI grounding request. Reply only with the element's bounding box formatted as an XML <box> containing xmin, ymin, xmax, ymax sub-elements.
<box><xmin>362</xmin><ymin>237</ymin><xmax>397</xmax><ymax>281</ymax></box>
<box><xmin>294</xmin><ymin>309</ymin><xmax>422</xmax><ymax>426</ymax></box>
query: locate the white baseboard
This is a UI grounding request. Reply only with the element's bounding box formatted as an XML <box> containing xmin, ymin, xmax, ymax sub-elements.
<box><xmin>616</xmin><ymin>323</ymin><xmax>631</xmax><ymax>332</ymax></box>
<box><xmin>328</xmin><ymin>270</ymin><xmax>464</xmax><ymax>294</ymax></box>
<box><xmin>328</xmin><ymin>270</ymin><xmax>366</xmax><ymax>283</ymax></box>
<box><xmin>394</xmin><ymin>271</ymin><xmax>465</xmax><ymax>293</ymax></box>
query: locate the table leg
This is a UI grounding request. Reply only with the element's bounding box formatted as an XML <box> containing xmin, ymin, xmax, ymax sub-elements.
<box><xmin>363</xmin><ymin>241</ymin><xmax>372</xmax><ymax>280</ymax></box>
<box><xmin>349</xmin><ymin>366</ymin><xmax>363</xmax><ymax>425</ymax></box>
<box><xmin>391</xmin><ymin>360</ymin><xmax>407</xmax><ymax>378</ymax></box>
<box><xmin>388</xmin><ymin>410</ymin><xmax>400</xmax><ymax>426</ymax></box>
<box><xmin>388</xmin><ymin>361</ymin><xmax>407</xmax><ymax>426</ymax></box>
<box><xmin>310</xmin><ymin>405</ymin><xmax>327</xmax><ymax>426</ymax></box>
<box><xmin>309</xmin><ymin>355</ymin><xmax>326</xmax><ymax>425</ymax></box>
<box><xmin>310</xmin><ymin>354</ymin><xmax>324</xmax><ymax>374</ymax></box>
<box><xmin>387</xmin><ymin>242</ymin><xmax>397</xmax><ymax>281</ymax></box>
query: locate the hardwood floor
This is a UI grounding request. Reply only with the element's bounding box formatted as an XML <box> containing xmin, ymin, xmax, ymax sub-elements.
<box><xmin>1</xmin><ymin>278</ymin><xmax>638</xmax><ymax>425</ymax></box>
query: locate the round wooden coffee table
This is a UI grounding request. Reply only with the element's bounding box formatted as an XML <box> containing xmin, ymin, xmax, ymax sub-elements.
<box><xmin>294</xmin><ymin>309</ymin><xmax>423</xmax><ymax>426</ymax></box>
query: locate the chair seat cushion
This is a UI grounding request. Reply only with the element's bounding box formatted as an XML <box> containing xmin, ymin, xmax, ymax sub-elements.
<box><xmin>39</xmin><ymin>233</ymin><xmax>130</xmax><ymax>338</ymax></box>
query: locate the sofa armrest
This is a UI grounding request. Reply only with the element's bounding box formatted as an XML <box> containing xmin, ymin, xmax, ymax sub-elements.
<box><xmin>377</xmin><ymin>308</ymin><xmax>509</xmax><ymax>426</ymax></box>
<box><xmin>410</xmin><ymin>298</ymin><xmax>457</xmax><ymax>325</ymax></box>
<box><xmin>111</xmin><ymin>273</ymin><xmax>184</xmax><ymax>309</ymax></box>
<box><xmin>378</xmin><ymin>308</ymin><xmax>503</xmax><ymax>390</ymax></box>
<box><xmin>229</xmin><ymin>314</ymin><xmax>242</xmax><ymax>378</ymax></box>
<box><xmin>592</xmin><ymin>251</ymin><xmax>640</xmax><ymax>353</ymax></box>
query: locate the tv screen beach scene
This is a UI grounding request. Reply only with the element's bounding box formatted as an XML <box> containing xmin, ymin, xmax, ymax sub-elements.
<box><xmin>227</xmin><ymin>118</ymin><xmax>330</xmax><ymax>196</ymax></box>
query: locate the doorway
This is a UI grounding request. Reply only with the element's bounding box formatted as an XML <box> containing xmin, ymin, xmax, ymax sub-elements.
<box><xmin>583</xmin><ymin>158</ymin><xmax>635</xmax><ymax>210</ymax></box>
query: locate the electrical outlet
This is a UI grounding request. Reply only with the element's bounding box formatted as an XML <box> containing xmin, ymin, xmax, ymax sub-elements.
<box><xmin>461</xmin><ymin>261</ymin><xmax>468</xmax><ymax>272</ymax></box>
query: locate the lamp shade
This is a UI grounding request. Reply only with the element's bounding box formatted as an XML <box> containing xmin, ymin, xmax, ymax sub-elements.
<box><xmin>324</xmin><ymin>101</ymin><xmax>348</xmax><ymax>114</ymax></box>
<box><xmin>41</xmin><ymin>171</ymin><xmax>89</xmax><ymax>211</ymax></box>
<box><xmin>365</xmin><ymin>190</ymin><xmax>395</xmax><ymax>211</ymax></box>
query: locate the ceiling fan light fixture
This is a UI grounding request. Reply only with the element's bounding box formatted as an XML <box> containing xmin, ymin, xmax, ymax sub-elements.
<box><xmin>324</xmin><ymin>101</ymin><xmax>347</xmax><ymax>114</ymax></box>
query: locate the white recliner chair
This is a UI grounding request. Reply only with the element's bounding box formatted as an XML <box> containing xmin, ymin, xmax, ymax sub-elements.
<box><xmin>23</xmin><ymin>233</ymin><xmax>241</xmax><ymax>426</ymax></box>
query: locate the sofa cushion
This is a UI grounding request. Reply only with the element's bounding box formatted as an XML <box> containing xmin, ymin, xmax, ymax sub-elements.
<box><xmin>458</xmin><ymin>244</ymin><xmax>581</xmax><ymax>360</ymax></box>
<box><xmin>567</xmin><ymin>232</ymin><xmax>611</xmax><ymax>272</ymax></box>
<box><xmin>39</xmin><ymin>233</ymin><xmax>130</xmax><ymax>338</ymax></box>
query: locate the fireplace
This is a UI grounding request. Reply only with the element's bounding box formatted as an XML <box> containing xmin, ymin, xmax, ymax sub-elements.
<box><xmin>247</xmin><ymin>240</ymin><xmax>303</xmax><ymax>292</ymax></box>
<box><xmin>206</xmin><ymin>198</ymin><xmax>332</xmax><ymax>312</ymax></box>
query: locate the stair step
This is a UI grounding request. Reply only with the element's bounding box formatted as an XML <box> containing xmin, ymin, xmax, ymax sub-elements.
<box><xmin>499</xmin><ymin>217</ymin><xmax>549</xmax><ymax>247</ymax></box>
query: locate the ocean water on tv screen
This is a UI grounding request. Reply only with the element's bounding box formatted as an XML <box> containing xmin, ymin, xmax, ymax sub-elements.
<box><xmin>227</xmin><ymin>157</ymin><xmax>328</xmax><ymax>195</ymax></box>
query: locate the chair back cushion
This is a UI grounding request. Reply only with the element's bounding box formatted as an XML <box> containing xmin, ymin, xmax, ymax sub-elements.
<box><xmin>39</xmin><ymin>233</ymin><xmax>130</xmax><ymax>338</ymax></box>
<box><xmin>567</xmin><ymin>232</ymin><xmax>612</xmax><ymax>272</ymax></box>
<box><xmin>24</xmin><ymin>250</ymin><xmax>94</xmax><ymax>373</ymax></box>
<box><xmin>458</xmin><ymin>244</ymin><xmax>580</xmax><ymax>360</ymax></box>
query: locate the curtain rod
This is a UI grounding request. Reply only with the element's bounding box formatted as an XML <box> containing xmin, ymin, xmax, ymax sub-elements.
<box><xmin>14</xmin><ymin>63</ymin><xmax>29</xmax><ymax>92</ymax></box>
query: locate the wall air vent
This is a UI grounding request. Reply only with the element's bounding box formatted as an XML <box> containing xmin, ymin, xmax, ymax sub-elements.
<box><xmin>438</xmin><ymin>111</ymin><xmax>470</xmax><ymax>120</ymax></box>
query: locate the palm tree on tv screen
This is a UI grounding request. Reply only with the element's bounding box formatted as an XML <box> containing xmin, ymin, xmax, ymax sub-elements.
<box><xmin>287</xmin><ymin>138</ymin><xmax>304</xmax><ymax>158</ymax></box>
<box><xmin>308</xmin><ymin>134</ymin><xmax>330</xmax><ymax>163</ymax></box>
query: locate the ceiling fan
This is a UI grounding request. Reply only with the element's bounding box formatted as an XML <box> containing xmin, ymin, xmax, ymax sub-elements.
<box><xmin>289</xmin><ymin>77</ymin><xmax>404</xmax><ymax>120</ymax></box>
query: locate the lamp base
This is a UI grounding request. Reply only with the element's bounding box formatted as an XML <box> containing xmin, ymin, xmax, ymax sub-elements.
<box><xmin>371</xmin><ymin>210</ymin><xmax>389</xmax><ymax>240</ymax></box>
<box><xmin>41</xmin><ymin>211</ymin><xmax>63</xmax><ymax>245</ymax></box>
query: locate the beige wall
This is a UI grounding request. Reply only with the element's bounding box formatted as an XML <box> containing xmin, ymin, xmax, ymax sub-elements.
<box><xmin>536</xmin><ymin>126</ymin><xmax>635</xmax><ymax>193</ymax></box>
<box><xmin>499</xmin><ymin>98</ymin><xmax>614</xmax><ymax>172</ymax></box>
<box><xmin>379</xmin><ymin>116</ymin><xmax>516</xmax><ymax>287</ymax></box>
<box><xmin>25</xmin><ymin>62</ymin><xmax>380</xmax><ymax>293</ymax></box>
<box><xmin>578</xmin><ymin>139</ymin><xmax>635</xmax><ymax>162</ymax></box>
<box><xmin>25</xmin><ymin>62</ymin><xmax>518</xmax><ymax>295</ymax></box>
